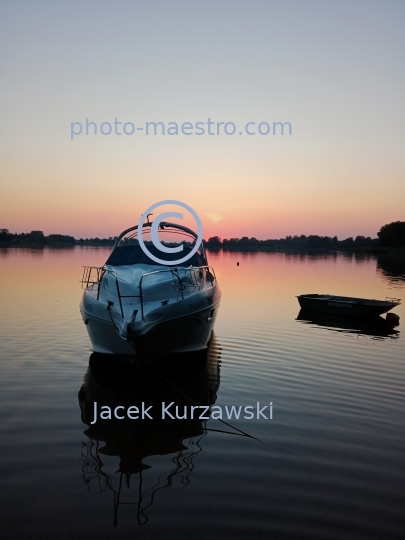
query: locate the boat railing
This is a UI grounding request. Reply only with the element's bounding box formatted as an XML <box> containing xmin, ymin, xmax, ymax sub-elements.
<box><xmin>139</xmin><ymin>266</ymin><xmax>216</xmax><ymax>319</ymax></box>
<box><xmin>81</xmin><ymin>266</ymin><xmax>104</xmax><ymax>291</ymax></box>
<box><xmin>82</xmin><ymin>265</ymin><xmax>216</xmax><ymax>320</ymax></box>
<box><xmin>385</xmin><ymin>297</ymin><xmax>401</xmax><ymax>304</ymax></box>
<box><xmin>81</xmin><ymin>266</ymin><xmax>126</xmax><ymax>316</ymax></box>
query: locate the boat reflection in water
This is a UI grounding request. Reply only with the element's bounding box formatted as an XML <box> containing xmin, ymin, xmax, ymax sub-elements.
<box><xmin>296</xmin><ymin>309</ymin><xmax>399</xmax><ymax>340</ymax></box>
<box><xmin>78</xmin><ymin>335</ymin><xmax>221</xmax><ymax>526</ymax></box>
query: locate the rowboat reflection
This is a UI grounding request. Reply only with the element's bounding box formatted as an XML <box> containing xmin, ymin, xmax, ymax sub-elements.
<box><xmin>78</xmin><ymin>335</ymin><xmax>221</xmax><ymax>526</ymax></box>
<box><xmin>296</xmin><ymin>309</ymin><xmax>399</xmax><ymax>340</ymax></box>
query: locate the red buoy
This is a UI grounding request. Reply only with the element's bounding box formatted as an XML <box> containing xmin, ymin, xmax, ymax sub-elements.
<box><xmin>386</xmin><ymin>313</ymin><xmax>400</xmax><ymax>326</ymax></box>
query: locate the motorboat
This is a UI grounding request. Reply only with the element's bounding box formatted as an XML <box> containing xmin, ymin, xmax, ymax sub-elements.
<box><xmin>80</xmin><ymin>221</ymin><xmax>221</xmax><ymax>355</ymax></box>
<box><xmin>297</xmin><ymin>294</ymin><xmax>400</xmax><ymax>318</ymax></box>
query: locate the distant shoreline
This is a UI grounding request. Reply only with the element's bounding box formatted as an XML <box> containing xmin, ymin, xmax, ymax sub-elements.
<box><xmin>1</xmin><ymin>242</ymin><xmax>404</xmax><ymax>259</ymax></box>
<box><xmin>1</xmin><ymin>221</ymin><xmax>404</xmax><ymax>258</ymax></box>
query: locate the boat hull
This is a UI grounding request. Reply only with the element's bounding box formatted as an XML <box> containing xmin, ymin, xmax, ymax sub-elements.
<box><xmin>297</xmin><ymin>294</ymin><xmax>399</xmax><ymax>317</ymax></box>
<box><xmin>80</xmin><ymin>296</ymin><xmax>220</xmax><ymax>356</ymax></box>
<box><xmin>132</xmin><ymin>301</ymin><xmax>220</xmax><ymax>355</ymax></box>
<box><xmin>82</xmin><ymin>313</ymin><xmax>135</xmax><ymax>355</ymax></box>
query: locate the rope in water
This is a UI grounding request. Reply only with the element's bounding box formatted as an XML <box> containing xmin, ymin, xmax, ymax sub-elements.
<box><xmin>105</xmin><ymin>305</ymin><xmax>290</xmax><ymax>450</ymax></box>
<box><xmin>137</xmin><ymin>348</ymin><xmax>265</xmax><ymax>444</ymax></box>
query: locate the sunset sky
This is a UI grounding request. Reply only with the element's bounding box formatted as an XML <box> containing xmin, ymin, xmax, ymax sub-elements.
<box><xmin>1</xmin><ymin>1</ymin><xmax>404</xmax><ymax>240</ymax></box>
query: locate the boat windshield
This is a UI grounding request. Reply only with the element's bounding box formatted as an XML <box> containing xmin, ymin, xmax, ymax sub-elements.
<box><xmin>105</xmin><ymin>243</ymin><xmax>207</xmax><ymax>267</ymax></box>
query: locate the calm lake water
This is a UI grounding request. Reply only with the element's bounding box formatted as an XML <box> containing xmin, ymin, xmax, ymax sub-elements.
<box><xmin>1</xmin><ymin>247</ymin><xmax>404</xmax><ymax>540</ymax></box>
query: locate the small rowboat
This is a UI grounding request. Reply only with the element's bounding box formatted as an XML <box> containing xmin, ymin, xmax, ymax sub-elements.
<box><xmin>296</xmin><ymin>294</ymin><xmax>401</xmax><ymax>318</ymax></box>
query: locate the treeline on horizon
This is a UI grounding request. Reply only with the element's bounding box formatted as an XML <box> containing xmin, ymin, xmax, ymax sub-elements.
<box><xmin>0</xmin><ymin>229</ymin><xmax>116</xmax><ymax>246</ymax></box>
<box><xmin>206</xmin><ymin>234</ymin><xmax>376</xmax><ymax>249</ymax></box>
<box><xmin>206</xmin><ymin>220</ymin><xmax>405</xmax><ymax>249</ymax></box>
<box><xmin>0</xmin><ymin>221</ymin><xmax>404</xmax><ymax>250</ymax></box>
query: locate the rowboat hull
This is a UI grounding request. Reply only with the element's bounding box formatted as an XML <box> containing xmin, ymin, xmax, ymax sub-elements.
<box><xmin>297</xmin><ymin>294</ymin><xmax>400</xmax><ymax>318</ymax></box>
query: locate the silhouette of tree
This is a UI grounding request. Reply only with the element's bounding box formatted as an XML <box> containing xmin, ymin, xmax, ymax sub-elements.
<box><xmin>206</xmin><ymin>236</ymin><xmax>222</xmax><ymax>246</ymax></box>
<box><xmin>0</xmin><ymin>229</ymin><xmax>11</xmax><ymax>241</ymax></box>
<box><xmin>378</xmin><ymin>221</ymin><xmax>405</xmax><ymax>247</ymax></box>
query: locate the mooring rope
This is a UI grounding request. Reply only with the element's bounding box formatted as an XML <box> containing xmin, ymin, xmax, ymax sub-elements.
<box><xmin>105</xmin><ymin>304</ymin><xmax>290</xmax><ymax>449</ymax></box>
